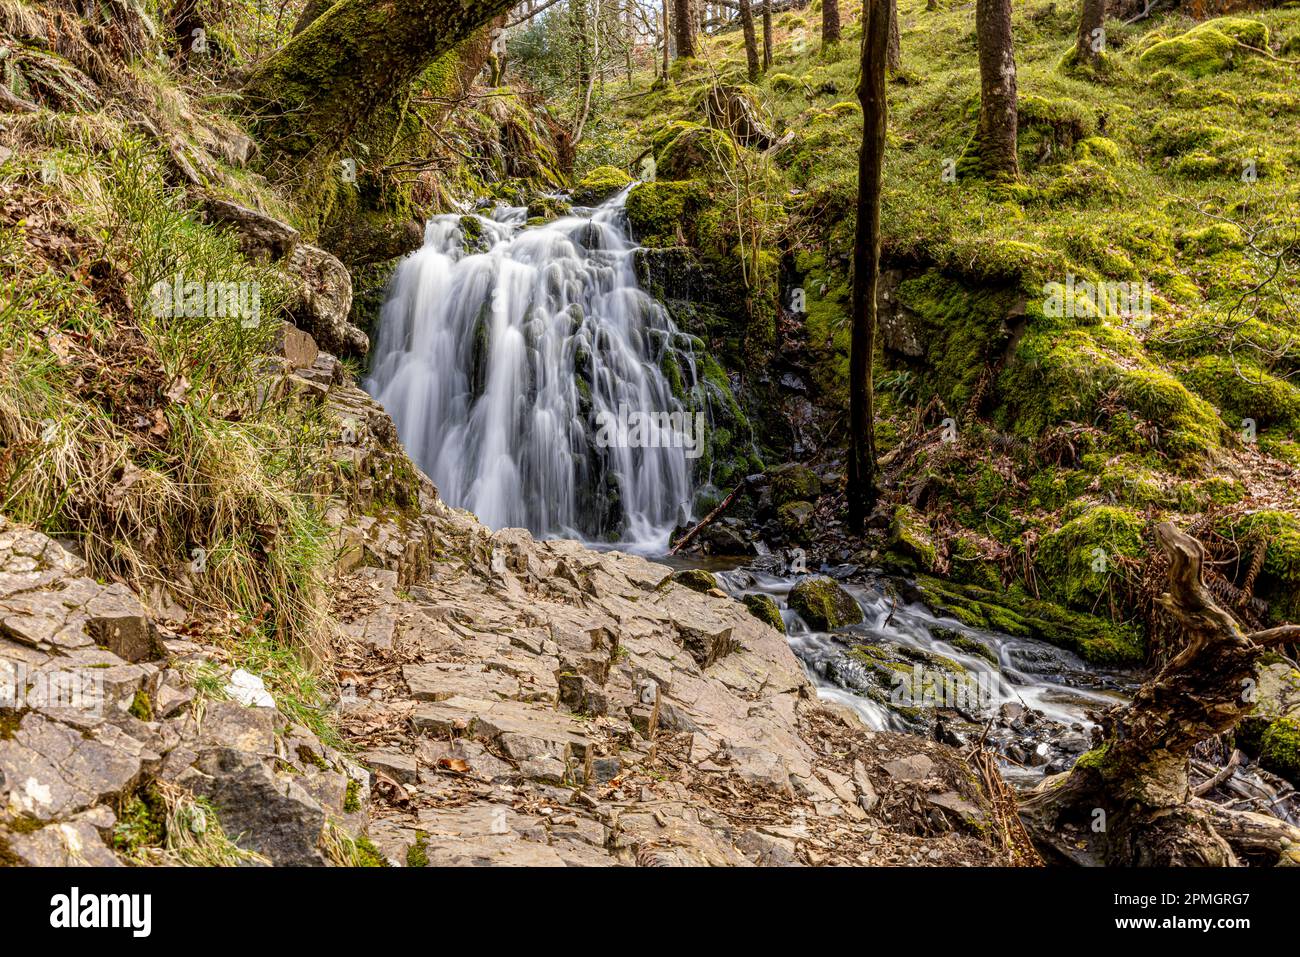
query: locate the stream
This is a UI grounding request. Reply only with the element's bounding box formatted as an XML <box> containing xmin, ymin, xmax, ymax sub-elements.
<box><xmin>364</xmin><ymin>190</ymin><xmax>1141</xmax><ymax>784</ymax></box>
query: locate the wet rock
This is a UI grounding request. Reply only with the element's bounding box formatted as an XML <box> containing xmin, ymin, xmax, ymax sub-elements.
<box><xmin>768</xmin><ymin>463</ymin><xmax>822</xmax><ymax>506</ymax></box>
<box><xmin>788</xmin><ymin>576</ymin><xmax>864</xmax><ymax>631</ymax></box>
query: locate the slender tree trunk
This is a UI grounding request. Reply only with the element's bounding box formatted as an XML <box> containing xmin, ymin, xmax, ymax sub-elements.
<box><xmin>822</xmin><ymin>0</ymin><xmax>840</xmax><ymax>46</ymax></box>
<box><xmin>887</xmin><ymin>0</ymin><xmax>900</xmax><ymax>70</ymax></box>
<box><xmin>848</xmin><ymin>0</ymin><xmax>889</xmax><ymax>531</ymax></box>
<box><xmin>674</xmin><ymin>0</ymin><xmax>696</xmax><ymax>56</ymax></box>
<box><xmin>663</xmin><ymin>0</ymin><xmax>672</xmax><ymax>76</ymax></box>
<box><xmin>973</xmin><ymin>0</ymin><xmax>1019</xmax><ymax>179</ymax></box>
<box><xmin>738</xmin><ymin>0</ymin><xmax>760</xmax><ymax>79</ymax></box>
<box><xmin>762</xmin><ymin>1</ymin><xmax>773</xmax><ymax>70</ymax></box>
<box><xmin>1075</xmin><ymin>0</ymin><xmax>1107</xmax><ymax>67</ymax></box>
<box><xmin>242</xmin><ymin>0</ymin><xmax>515</xmax><ymax>178</ymax></box>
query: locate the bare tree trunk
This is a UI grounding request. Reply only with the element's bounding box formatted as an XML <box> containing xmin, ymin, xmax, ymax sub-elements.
<box><xmin>663</xmin><ymin>0</ymin><xmax>672</xmax><ymax>76</ymax></box>
<box><xmin>762</xmin><ymin>1</ymin><xmax>773</xmax><ymax>70</ymax></box>
<box><xmin>1075</xmin><ymin>0</ymin><xmax>1107</xmax><ymax>67</ymax></box>
<box><xmin>887</xmin><ymin>0</ymin><xmax>900</xmax><ymax>70</ymax></box>
<box><xmin>674</xmin><ymin>0</ymin><xmax>696</xmax><ymax>57</ymax></box>
<box><xmin>848</xmin><ymin>0</ymin><xmax>889</xmax><ymax>531</ymax></box>
<box><xmin>972</xmin><ymin>0</ymin><xmax>1019</xmax><ymax>180</ymax></box>
<box><xmin>822</xmin><ymin>0</ymin><xmax>840</xmax><ymax>46</ymax></box>
<box><xmin>1020</xmin><ymin>523</ymin><xmax>1300</xmax><ymax>866</ymax></box>
<box><xmin>738</xmin><ymin>0</ymin><xmax>760</xmax><ymax>79</ymax></box>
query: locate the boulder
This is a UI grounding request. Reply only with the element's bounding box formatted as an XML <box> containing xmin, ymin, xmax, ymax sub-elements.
<box><xmin>742</xmin><ymin>593</ymin><xmax>785</xmax><ymax>632</ymax></box>
<box><xmin>788</xmin><ymin>576</ymin><xmax>864</xmax><ymax>631</ymax></box>
<box><xmin>285</xmin><ymin>243</ymin><xmax>369</xmax><ymax>358</ymax></box>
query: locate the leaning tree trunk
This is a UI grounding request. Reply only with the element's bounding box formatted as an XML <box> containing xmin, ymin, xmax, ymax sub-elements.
<box><xmin>847</xmin><ymin>0</ymin><xmax>889</xmax><ymax>531</ymax></box>
<box><xmin>738</xmin><ymin>0</ymin><xmax>761</xmax><ymax>79</ymax></box>
<box><xmin>972</xmin><ymin>0</ymin><xmax>1019</xmax><ymax>180</ymax></box>
<box><xmin>1075</xmin><ymin>0</ymin><xmax>1107</xmax><ymax>67</ymax></box>
<box><xmin>762</xmin><ymin>1</ymin><xmax>773</xmax><ymax>70</ymax></box>
<box><xmin>674</xmin><ymin>0</ymin><xmax>696</xmax><ymax>57</ymax></box>
<box><xmin>822</xmin><ymin>0</ymin><xmax>840</xmax><ymax>46</ymax></box>
<box><xmin>242</xmin><ymin>0</ymin><xmax>515</xmax><ymax>182</ymax></box>
<box><xmin>1020</xmin><ymin>523</ymin><xmax>1300</xmax><ymax>866</ymax></box>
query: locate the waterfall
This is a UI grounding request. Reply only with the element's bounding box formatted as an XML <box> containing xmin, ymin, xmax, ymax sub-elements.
<box><xmin>364</xmin><ymin>189</ymin><xmax>705</xmax><ymax>553</ymax></box>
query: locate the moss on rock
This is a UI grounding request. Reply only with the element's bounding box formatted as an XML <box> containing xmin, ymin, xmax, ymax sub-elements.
<box><xmin>742</xmin><ymin>593</ymin><xmax>786</xmax><ymax>631</ymax></box>
<box><xmin>1139</xmin><ymin>18</ymin><xmax>1269</xmax><ymax>78</ymax></box>
<box><xmin>788</xmin><ymin>576</ymin><xmax>864</xmax><ymax>630</ymax></box>
<box><xmin>572</xmin><ymin>165</ymin><xmax>633</xmax><ymax>205</ymax></box>
<box><xmin>672</xmin><ymin>568</ymin><xmax>718</xmax><ymax>592</ymax></box>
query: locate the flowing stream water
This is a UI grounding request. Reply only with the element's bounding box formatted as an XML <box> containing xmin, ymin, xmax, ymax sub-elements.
<box><xmin>366</xmin><ymin>192</ymin><xmax>1135</xmax><ymax>778</ymax></box>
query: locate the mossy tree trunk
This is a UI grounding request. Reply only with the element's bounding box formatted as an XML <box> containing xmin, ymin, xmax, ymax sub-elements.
<box><xmin>972</xmin><ymin>0</ymin><xmax>1019</xmax><ymax>180</ymax></box>
<box><xmin>1075</xmin><ymin>0</ymin><xmax>1106</xmax><ymax>67</ymax></box>
<box><xmin>738</xmin><ymin>0</ymin><xmax>761</xmax><ymax>79</ymax></box>
<box><xmin>848</xmin><ymin>0</ymin><xmax>890</xmax><ymax>531</ymax></box>
<box><xmin>674</xmin><ymin>0</ymin><xmax>696</xmax><ymax>57</ymax></box>
<box><xmin>822</xmin><ymin>0</ymin><xmax>841</xmax><ymax>46</ymax></box>
<box><xmin>1020</xmin><ymin>523</ymin><xmax>1300</xmax><ymax>866</ymax></box>
<box><xmin>241</xmin><ymin>0</ymin><xmax>515</xmax><ymax>188</ymax></box>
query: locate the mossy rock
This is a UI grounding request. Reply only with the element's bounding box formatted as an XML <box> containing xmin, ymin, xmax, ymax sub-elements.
<box><xmin>1036</xmin><ymin>505</ymin><xmax>1147</xmax><ymax>611</ymax></box>
<box><xmin>1178</xmin><ymin>356</ymin><xmax>1300</xmax><ymax>430</ymax></box>
<box><xmin>1259</xmin><ymin>716</ymin><xmax>1300</xmax><ymax>785</ymax></box>
<box><xmin>672</xmin><ymin>568</ymin><xmax>718</xmax><ymax>593</ymax></box>
<box><xmin>742</xmin><ymin>593</ymin><xmax>786</xmax><ymax>632</ymax></box>
<box><xmin>1179</xmin><ymin>222</ymin><xmax>1245</xmax><ymax>254</ymax></box>
<box><xmin>889</xmin><ymin>504</ymin><xmax>939</xmax><ymax>572</ymax></box>
<box><xmin>656</xmin><ymin>122</ymin><xmax>738</xmax><ymax>180</ymax></box>
<box><xmin>572</xmin><ymin>165</ymin><xmax>633</xmax><ymax>206</ymax></box>
<box><xmin>769</xmin><ymin>72</ymin><xmax>799</xmax><ymax>92</ymax></box>
<box><xmin>767</xmin><ymin>462</ymin><xmax>822</xmax><ymax>506</ymax></box>
<box><xmin>777</xmin><ymin>500</ymin><xmax>816</xmax><ymax>541</ymax></box>
<box><xmin>788</xmin><ymin>576</ymin><xmax>864</xmax><ymax>630</ymax></box>
<box><xmin>1139</xmin><ymin>18</ymin><xmax>1269</xmax><ymax>78</ymax></box>
<box><xmin>625</xmin><ymin>179</ymin><xmax>709</xmax><ymax>247</ymax></box>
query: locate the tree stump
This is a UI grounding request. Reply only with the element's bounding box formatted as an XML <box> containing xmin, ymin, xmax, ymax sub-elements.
<box><xmin>1020</xmin><ymin>522</ymin><xmax>1300</xmax><ymax>866</ymax></box>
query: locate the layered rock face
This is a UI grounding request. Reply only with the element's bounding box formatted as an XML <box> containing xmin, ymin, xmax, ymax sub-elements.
<box><xmin>1</xmin><ymin>338</ymin><xmax>1003</xmax><ymax>866</ymax></box>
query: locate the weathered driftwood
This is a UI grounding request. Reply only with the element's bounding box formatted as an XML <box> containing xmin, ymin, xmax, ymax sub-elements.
<box><xmin>1019</xmin><ymin>522</ymin><xmax>1300</xmax><ymax>866</ymax></box>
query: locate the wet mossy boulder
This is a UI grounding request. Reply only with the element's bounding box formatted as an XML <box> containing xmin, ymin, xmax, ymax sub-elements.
<box><xmin>1260</xmin><ymin>717</ymin><xmax>1300</xmax><ymax>786</ymax></box>
<box><xmin>788</xmin><ymin>576</ymin><xmax>864</xmax><ymax>631</ymax></box>
<box><xmin>767</xmin><ymin>462</ymin><xmax>822</xmax><ymax>507</ymax></box>
<box><xmin>572</xmin><ymin>165</ymin><xmax>633</xmax><ymax>206</ymax></box>
<box><xmin>672</xmin><ymin>568</ymin><xmax>718</xmax><ymax>593</ymax></box>
<box><xmin>743</xmin><ymin>593</ymin><xmax>785</xmax><ymax>632</ymax></box>
<box><xmin>625</xmin><ymin>180</ymin><xmax>709</xmax><ymax>247</ymax></box>
<box><xmin>1139</xmin><ymin>18</ymin><xmax>1269</xmax><ymax>78</ymax></box>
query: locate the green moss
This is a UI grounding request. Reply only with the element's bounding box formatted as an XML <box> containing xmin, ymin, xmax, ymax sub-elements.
<box><xmin>655</xmin><ymin>122</ymin><xmax>738</xmax><ymax>179</ymax></box>
<box><xmin>1036</xmin><ymin>505</ymin><xmax>1147</xmax><ymax>611</ymax></box>
<box><xmin>407</xmin><ymin>833</ymin><xmax>430</xmax><ymax>867</ymax></box>
<box><xmin>344</xmin><ymin>778</ymin><xmax>362</xmax><ymax>814</ymax></box>
<box><xmin>788</xmin><ymin>576</ymin><xmax>864</xmax><ymax>630</ymax></box>
<box><xmin>1221</xmin><ymin>510</ymin><xmax>1300</xmax><ymax>623</ymax></box>
<box><xmin>354</xmin><ymin>835</ymin><xmax>388</xmax><ymax>867</ymax></box>
<box><xmin>1178</xmin><ymin>356</ymin><xmax>1300</xmax><ymax>430</ymax></box>
<box><xmin>571</xmin><ymin>165</ymin><xmax>633</xmax><ymax>205</ymax></box>
<box><xmin>742</xmin><ymin>593</ymin><xmax>786</xmax><ymax>632</ymax></box>
<box><xmin>128</xmin><ymin>689</ymin><xmax>153</xmax><ymax>722</ymax></box>
<box><xmin>625</xmin><ymin>179</ymin><xmax>709</xmax><ymax>247</ymax></box>
<box><xmin>769</xmin><ymin>72</ymin><xmax>799</xmax><ymax>92</ymax></box>
<box><xmin>1259</xmin><ymin>716</ymin><xmax>1300</xmax><ymax>785</ymax></box>
<box><xmin>113</xmin><ymin>790</ymin><xmax>166</xmax><ymax>854</ymax></box>
<box><xmin>1139</xmin><ymin>18</ymin><xmax>1269</xmax><ymax>78</ymax></box>
<box><xmin>767</xmin><ymin>463</ymin><xmax>821</xmax><ymax>506</ymax></box>
<box><xmin>890</xmin><ymin>504</ymin><xmax>939</xmax><ymax>572</ymax></box>
<box><xmin>777</xmin><ymin>500</ymin><xmax>817</xmax><ymax>541</ymax></box>
<box><xmin>1180</xmin><ymin>223</ymin><xmax>1245</xmax><ymax>254</ymax></box>
<box><xmin>672</xmin><ymin>568</ymin><xmax>718</xmax><ymax>593</ymax></box>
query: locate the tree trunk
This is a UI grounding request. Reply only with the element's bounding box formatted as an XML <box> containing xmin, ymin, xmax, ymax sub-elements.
<box><xmin>242</xmin><ymin>0</ymin><xmax>515</xmax><ymax>180</ymax></box>
<box><xmin>1075</xmin><ymin>0</ymin><xmax>1107</xmax><ymax>67</ymax></box>
<box><xmin>674</xmin><ymin>0</ymin><xmax>696</xmax><ymax>57</ymax></box>
<box><xmin>663</xmin><ymin>0</ymin><xmax>672</xmax><ymax>76</ymax></box>
<box><xmin>972</xmin><ymin>0</ymin><xmax>1019</xmax><ymax>180</ymax></box>
<box><xmin>738</xmin><ymin>0</ymin><xmax>760</xmax><ymax>79</ymax></box>
<box><xmin>762</xmin><ymin>1</ymin><xmax>773</xmax><ymax>70</ymax></box>
<box><xmin>822</xmin><ymin>0</ymin><xmax>840</xmax><ymax>46</ymax></box>
<box><xmin>1020</xmin><ymin>523</ymin><xmax>1300</xmax><ymax>866</ymax></box>
<box><xmin>887</xmin><ymin>0</ymin><xmax>900</xmax><ymax>70</ymax></box>
<box><xmin>848</xmin><ymin>0</ymin><xmax>889</xmax><ymax>531</ymax></box>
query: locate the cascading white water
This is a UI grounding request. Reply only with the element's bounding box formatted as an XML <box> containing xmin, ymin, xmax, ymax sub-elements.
<box><xmin>365</xmin><ymin>190</ymin><xmax>704</xmax><ymax>552</ymax></box>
